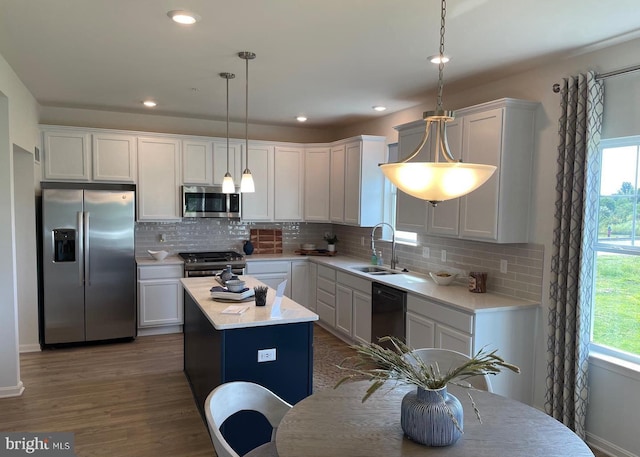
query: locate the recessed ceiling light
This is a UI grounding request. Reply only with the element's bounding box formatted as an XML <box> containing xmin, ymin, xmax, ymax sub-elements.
<box><xmin>373</xmin><ymin>106</ymin><xmax>387</xmax><ymax>112</ymax></box>
<box><xmin>143</xmin><ymin>100</ymin><xmax>157</xmax><ymax>108</ymax></box>
<box><xmin>428</xmin><ymin>54</ymin><xmax>450</xmax><ymax>64</ymax></box>
<box><xmin>296</xmin><ymin>116</ymin><xmax>307</xmax><ymax>122</ymax></box>
<box><xmin>167</xmin><ymin>10</ymin><xmax>200</xmax><ymax>25</ymax></box>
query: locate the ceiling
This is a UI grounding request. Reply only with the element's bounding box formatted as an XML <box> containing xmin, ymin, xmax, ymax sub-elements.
<box><xmin>1</xmin><ymin>0</ymin><xmax>640</xmax><ymax>129</ymax></box>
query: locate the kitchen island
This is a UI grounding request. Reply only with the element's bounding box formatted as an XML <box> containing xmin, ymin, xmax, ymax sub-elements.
<box><xmin>181</xmin><ymin>276</ymin><xmax>318</xmax><ymax>456</ymax></box>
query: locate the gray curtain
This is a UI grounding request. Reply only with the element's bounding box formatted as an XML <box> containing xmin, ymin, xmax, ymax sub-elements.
<box><xmin>546</xmin><ymin>71</ymin><xmax>604</xmax><ymax>439</ymax></box>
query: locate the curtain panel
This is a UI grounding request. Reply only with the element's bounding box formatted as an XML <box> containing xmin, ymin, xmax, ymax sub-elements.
<box><xmin>546</xmin><ymin>71</ymin><xmax>604</xmax><ymax>439</ymax></box>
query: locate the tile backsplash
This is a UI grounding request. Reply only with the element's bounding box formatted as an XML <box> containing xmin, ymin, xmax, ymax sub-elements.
<box><xmin>136</xmin><ymin>219</ymin><xmax>543</xmax><ymax>302</ymax></box>
<box><xmin>135</xmin><ymin>219</ymin><xmax>332</xmax><ymax>257</ymax></box>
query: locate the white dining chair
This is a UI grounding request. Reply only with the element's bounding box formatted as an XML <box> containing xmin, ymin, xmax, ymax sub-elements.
<box><xmin>204</xmin><ymin>381</ymin><xmax>292</xmax><ymax>457</ymax></box>
<box><xmin>404</xmin><ymin>348</ymin><xmax>493</xmax><ymax>392</ymax></box>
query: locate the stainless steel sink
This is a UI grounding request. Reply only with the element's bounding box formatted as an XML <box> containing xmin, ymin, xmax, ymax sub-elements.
<box><xmin>351</xmin><ymin>266</ymin><xmax>400</xmax><ymax>275</ymax></box>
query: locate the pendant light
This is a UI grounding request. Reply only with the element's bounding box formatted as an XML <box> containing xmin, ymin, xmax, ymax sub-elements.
<box><xmin>239</xmin><ymin>51</ymin><xmax>256</xmax><ymax>193</ymax></box>
<box><xmin>220</xmin><ymin>72</ymin><xmax>236</xmax><ymax>194</ymax></box>
<box><xmin>379</xmin><ymin>0</ymin><xmax>496</xmax><ymax>206</ymax></box>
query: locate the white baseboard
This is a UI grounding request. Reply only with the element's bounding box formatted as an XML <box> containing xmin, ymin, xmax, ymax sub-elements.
<box><xmin>137</xmin><ymin>325</ymin><xmax>183</xmax><ymax>336</ymax></box>
<box><xmin>19</xmin><ymin>343</ymin><xmax>41</xmax><ymax>353</ymax></box>
<box><xmin>0</xmin><ymin>381</ymin><xmax>24</xmax><ymax>398</ymax></box>
<box><xmin>587</xmin><ymin>432</ymin><xmax>638</xmax><ymax>457</ymax></box>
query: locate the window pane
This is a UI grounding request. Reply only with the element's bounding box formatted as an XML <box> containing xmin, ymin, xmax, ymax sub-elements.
<box><xmin>598</xmin><ymin>145</ymin><xmax>639</xmax><ymax>247</ymax></box>
<box><xmin>395</xmin><ymin>230</ymin><xmax>417</xmax><ymax>244</ymax></box>
<box><xmin>593</xmin><ymin>252</ymin><xmax>640</xmax><ymax>357</ymax></box>
<box><xmin>600</xmin><ymin>146</ymin><xmax>637</xmax><ymax>196</ymax></box>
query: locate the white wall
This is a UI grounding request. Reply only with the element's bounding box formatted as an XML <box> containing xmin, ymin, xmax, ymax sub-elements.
<box><xmin>0</xmin><ymin>51</ymin><xmax>39</xmax><ymax>396</ymax></box>
<box><xmin>336</xmin><ymin>36</ymin><xmax>640</xmax><ymax>457</ymax></box>
<box><xmin>13</xmin><ymin>145</ymin><xmax>39</xmax><ymax>352</ymax></box>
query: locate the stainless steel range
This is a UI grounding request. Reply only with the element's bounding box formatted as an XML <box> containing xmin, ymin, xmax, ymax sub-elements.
<box><xmin>179</xmin><ymin>251</ymin><xmax>246</xmax><ymax>277</ymax></box>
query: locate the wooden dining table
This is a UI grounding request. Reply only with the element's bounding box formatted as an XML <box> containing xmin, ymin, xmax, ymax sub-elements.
<box><xmin>275</xmin><ymin>381</ymin><xmax>594</xmax><ymax>457</ymax></box>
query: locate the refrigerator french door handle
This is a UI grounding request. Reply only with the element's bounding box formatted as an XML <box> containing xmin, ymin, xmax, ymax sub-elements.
<box><xmin>77</xmin><ymin>211</ymin><xmax>84</xmax><ymax>285</ymax></box>
<box><xmin>84</xmin><ymin>211</ymin><xmax>90</xmax><ymax>286</ymax></box>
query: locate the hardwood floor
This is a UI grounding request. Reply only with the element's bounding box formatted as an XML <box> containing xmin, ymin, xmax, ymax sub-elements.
<box><xmin>0</xmin><ymin>334</ymin><xmax>212</xmax><ymax>457</ymax></box>
<box><xmin>0</xmin><ymin>325</ymin><xmax>609</xmax><ymax>457</ymax></box>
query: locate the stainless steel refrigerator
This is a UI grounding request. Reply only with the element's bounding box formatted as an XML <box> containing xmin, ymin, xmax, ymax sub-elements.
<box><xmin>40</xmin><ymin>183</ymin><xmax>136</xmax><ymax>345</ymax></box>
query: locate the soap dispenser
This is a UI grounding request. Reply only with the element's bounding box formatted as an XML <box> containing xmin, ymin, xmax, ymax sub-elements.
<box><xmin>371</xmin><ymin>251</ymin><xmax>378</xmax><ymax>265</ymax></box>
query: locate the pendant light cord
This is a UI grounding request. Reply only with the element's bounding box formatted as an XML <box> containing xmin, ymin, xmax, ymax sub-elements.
<box><xmin>436</xmin><ymin>0</ymin><xmax>446</xmax><ymax>112</ymax></box>
<box><xmin>226</xmin><ymin>75</ymin><xmax>230</xmax><ymax>169</ymax></box>
<box><xmin>245</xmin><ymin>55</ymin><xmax>249</xmax><ymax>171</ymax></box>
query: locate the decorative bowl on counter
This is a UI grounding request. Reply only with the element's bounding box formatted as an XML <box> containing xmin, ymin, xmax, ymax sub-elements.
<box><xmin>429</xmin><ymin>271</ymin><xmax>457</xmax><ymax>286</ymax></box>
<box><xmin>302</xmin><ymin>243</ymin><xmax>317</xmax><ymax>251</ymax></box>
<box><xmin>225</xmin><ymin>279</ymin><xmax>247</xmax><ymax>292</ymax></box>
<box><xmin>148</xmin><ymin>250</ymin><xmax>169</xmax><ymax>261</ymax></box>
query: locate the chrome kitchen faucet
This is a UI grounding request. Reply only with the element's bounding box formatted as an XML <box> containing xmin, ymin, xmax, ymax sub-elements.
<box><xmin>371</xmin><ymin>222</ymin><xmax>397</xmax><ymax>270</ymax></box>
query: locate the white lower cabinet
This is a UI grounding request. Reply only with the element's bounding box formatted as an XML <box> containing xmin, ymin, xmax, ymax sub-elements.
<box><xmin>137</xmin><ymin>264</ymin><xmax>184</xmax><ymax>335</ymax></box>
<box><xmin>245</xmin><ymin>260</ymin><xmax>292</xmax><ymax>297</ymax></box>
<box><xmin>330</xmin><ymin>270</ymin><xmax>373</xmax><ymax>344</ymax></box>
<box><xmin>291</xmin><ymin>260</ymin><xmax>310</xmax><ymax>309</ymax></box>
<box><xmin>307</xmin><ymin>262</ymin><xmax>317</xmax><ymax>312</ymax></box>
<box><xmin>335</xmin><ymin>284</ymin><xmax>353</xmax><ymax>336</ymax></box>
<box><xmin>352</xmin><ymin>290</ymin><xmax>372</xmax><ymax>344</ymax></box>
<box><xmin>316</xmin><ymin>265</ymin><xmax>337</xmax><ymax>327</ymax></box>
<box><xmin>405</xmin><ymin>293</ymin><xmax>537</xmax><ymax>403</ymax></box>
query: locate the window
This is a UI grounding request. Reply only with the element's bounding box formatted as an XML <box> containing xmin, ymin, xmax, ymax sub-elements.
<box><xmin>384</xmin><ymin>143</ymin><xmax>418</xmax><ymax>245</ymax></box>
<box><xmin>590</xmin><ymin>136</ymin><xmax>640</xmax><ymax>364</ymax></box>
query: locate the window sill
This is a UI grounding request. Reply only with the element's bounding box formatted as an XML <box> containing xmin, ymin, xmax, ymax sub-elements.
<box><xmin>589</xmin><ymin>351</ymin><xmax>640</xmax><ymax>382</ymax></box>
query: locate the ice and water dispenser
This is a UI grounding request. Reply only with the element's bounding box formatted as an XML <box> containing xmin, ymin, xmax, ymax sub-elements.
<box><xmin>53</xmin><ymin>229</ymin><xmax>76</xmax><ymax>262</ymax></box>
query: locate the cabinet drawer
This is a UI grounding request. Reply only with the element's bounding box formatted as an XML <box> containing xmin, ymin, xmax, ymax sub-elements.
<box><xmin>246</xmin><ymin>261</ymin><xmax>291</xmax><ymax>274</ymax></box>
<box><xmin>317</xmin><ymin>289</ymin><xmax>335</xmax><ymax>308</ymax></box>
<box><xmin>407</xmin><ymin>294</ymin><xmax>473</xmax><ymax>334</ymax></box>
<box><xmin>317</xmin><ymin>276</ymin><xmax>336</xmax><ymax>295</ymax></box>
<box><xmin>337</xmin><ymin>271</ymin><xmax>371</xmax><ymax>294</ymax></box>
<box><xmin>137</xmin><ymin>265</ymin><xmax>183</xmax><ymax>280</ymax></box>
<box><xmin>317</xmin><ymin>300</ymin><xmax>336</xmax><ymax>327</ymax></box>
<box><xmin>317</xmin><ymin>264</ymin><xmax>336</xmax><ymax>281</ymax></box>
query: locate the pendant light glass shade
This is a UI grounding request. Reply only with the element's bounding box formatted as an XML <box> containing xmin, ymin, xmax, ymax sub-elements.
<box><xmin>379</xmin><ymin>0</ymin><xmax>496</xmax><ymax>206</ymax></box>
<box><xmin>239</xmin><ymin>51</ymin><xmax>256</xmax><ymax>193</ymax></box>
<box><xmin>220</xmin><ymin>72</ymin><xmax>235</xmax><ymax>194</ymax></box>
<box><xmin>240</xmin><ymin>171</ymin><xmax>255</xmax><ymax>193</ymax></box>
<box><xmin>222</xmin><ymin>172</ymin><xmax>235</xmax><ymax>193</ymax></box>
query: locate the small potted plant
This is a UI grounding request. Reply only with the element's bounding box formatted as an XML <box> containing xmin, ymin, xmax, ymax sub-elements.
<box><xmin>324</xmin><ymin>233</ymin><xmax>338</xmax><ymax>252</ymax></box>
<box><xmin>335</xmin><ymin>336</ymin><xmax>519</xmax><ymax>446</ymax></box>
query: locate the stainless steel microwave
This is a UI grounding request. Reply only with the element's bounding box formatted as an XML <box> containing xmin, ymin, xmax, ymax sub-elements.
<box><xmin>182</xmin><ymin>186</ymin><xmax>241</xmax><ymax>218</ymax></box>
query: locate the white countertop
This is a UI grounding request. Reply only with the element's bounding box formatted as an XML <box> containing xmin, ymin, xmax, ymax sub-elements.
<box><xmin>311</xmin><ymin>256</ymin><xmax>539</xmax><ymax>313</ymax></box>
<box><xmin>246</xmin><ymin>253</ymin><xmax>539</xmax><ymax>314</ymax></box>
<box><xmin>181</xmin><ymin>276</ymin><xmax>318</xmax><ymax>330</ymax></box>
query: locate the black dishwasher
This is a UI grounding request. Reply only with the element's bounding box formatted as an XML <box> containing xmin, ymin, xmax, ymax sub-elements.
<box><xmin>371</xmin><ymin>282</ymin><xmax>407</xmax><ymax>349</ymax></box>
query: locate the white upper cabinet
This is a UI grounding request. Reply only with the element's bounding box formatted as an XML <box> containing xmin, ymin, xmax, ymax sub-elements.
<box><xmin>329</xmin><ymin>144</ymin><xmax>346</xmax><ymax>223</ymax></box>
<box><xmin>458</xmin><ymin>99</ymin><xmax>538</xmax><ymax>243</ymax></box>
<box><xmin>137</xmin><ymin>137</ymin><xmax>181</xmax><ymax>221</ymax></box>
<box><xmin>92</xmin><ymin>133</ymin><xmax>137</xmax><ymax>183</ymax></box>
<box><xmin>304</xmin><ymin>147</ymin><xmax>331</xmax><ymax>222</ymax></box>
<box><xmin>274</xmin><ymin>146</ymin><xmax>305</xmax><ymax>221</ymax></box>
<box><xmin>343</xmin><ymin>137</ymin><xmax>386</xmax><ymax>227</ymax></box>
<box><xmin>42</xmin><ymin>130</ymin><xmax>91</xmax><ymax>181</ymax></box>
<box><xmin>182</xmin><ymin>139</ymin><xmax>213</xmax><ymax>185</ymax></box>
<box><xmin>241</xmin><ymin>143</ymin><xmax>274</xmax><ymax>221</ymax></box>
<box><xmin>396</xmin><ymin>98</ymin><xmax>538</xmax><ymax>243</ymax></box>
<box><xmin>43</xmin><ymin>129</ymin><xmax>136</xmax><ymax>183</ymax></box>
<box><xmin>213</xmin><ymin>140</ymin><xmax>243</xmax><ymax>186</ymax></box>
